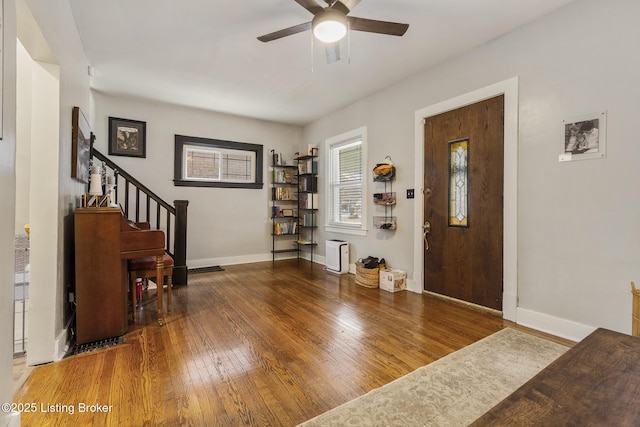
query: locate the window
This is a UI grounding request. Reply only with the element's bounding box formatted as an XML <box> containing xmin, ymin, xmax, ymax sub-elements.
<box><xmin>174</xmin><ymin>135</ymin><xmax>263</xmax><ymax>189</ymax></box>
<box><xmin>326</xmin><ymin>127</ymin><xmax>367</xmax><ymax>235</ymax></box>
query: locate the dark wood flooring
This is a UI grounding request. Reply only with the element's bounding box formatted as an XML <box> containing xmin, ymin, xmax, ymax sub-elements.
<box><xmin>14</xmin><ymin>259</ymin><xmax>573</xmax><ymax>426</ymax></box>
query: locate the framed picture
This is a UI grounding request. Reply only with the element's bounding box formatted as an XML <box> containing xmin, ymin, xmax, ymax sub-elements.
<box><xmin>560</xmin><ymin>111</ymin><xmax>607</xmax><ymax>162</ymax></box>
<box><xmin>71</xmin><ymin>106</ymin><xmax>92</xmax><ymax>183</ymax></box>
<box><xmin>282</xmin><ymin>209</ymin><xmax>294</xmax><ymax>217</ymax></box>
<box><xmin>108</xmin><ymin>117</ymin><xmax>146</xmax><ymax>158</ymax></box>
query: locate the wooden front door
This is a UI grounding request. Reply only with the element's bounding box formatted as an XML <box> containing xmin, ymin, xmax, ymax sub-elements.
<box><xmin>423</xmin><ymin>95</ymin><xmax>504</xmax><ymax>310</ymax></box>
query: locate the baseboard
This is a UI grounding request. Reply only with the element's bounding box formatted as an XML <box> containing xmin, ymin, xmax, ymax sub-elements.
<box><xmin>298</xmin><ymin>252</ymin><xmax>325</xmax><ymax>266</ymax></box>
<box><xmin>405</xmin><ymin>278</ymin><xmax>420</xmax><ymax>294</ymax></box>
<box><xmin>516</xmin><ymin>307</ymin><xmax>595</xmax><ymax>342</ymax></box>
<box><xmin>189</xmin><ymin>252</ymin><xmax>327</xmax><ymax>268</ymax></box>
<box><xmin>189</xmin><ymin>253</ymin><xmax>273</xmax><ymax>268</ymax></box>
<box><xmin>502</xmin><ymin>292</ymin><xmax>517</xmax><ymax>322</ymax></box>
<box><xmin>54</xmin><ymin>322</ymin><xmax>71</xmax><ymax>362</ymax></box>
<box><xmin>0</xmin><ymin>411</ymin><xmax>20</xmax><ymax>427</ymax></box>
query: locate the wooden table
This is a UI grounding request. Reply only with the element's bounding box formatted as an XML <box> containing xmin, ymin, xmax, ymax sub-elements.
<box><xmin>472</xmin><ymin>328</ymin><xmax>640</xmax><ymax>426</ymax></box>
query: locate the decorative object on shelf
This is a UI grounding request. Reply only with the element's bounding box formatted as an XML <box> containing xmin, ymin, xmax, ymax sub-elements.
<box><xmin>83</xmin><ymin>162</ymin><xmax>110</xmax><ymax>207</ymax></box>
<box><xmin>374</xmin><ymin>216</ymin><xmax>397</xmax><ymax>230</ymax></box>
<box><xmin>108</xmin><ymin>116</ymin><xmax>146</xmax><ymax>158</ymax></box>
<box><xmin>272</xmin><ymin>151</ymin><xmax>292</xmax><ymax>166</ymax></box>
<box><xmin>373</xmin><ymin>192</ymin><xmax>396</xmax><ymax>206</ymax></box>
<box><xmin>88</xmin><ymin>163</ymin><xmax>103</xmax><ymax>196</ymax></box>
<box><xmin>71</xmin><ymin>106</ymin><xmax>92</xmax><ymax>183</ymax></box>
<box><xmin>106</xmin><ymin>174</ymin><xmax>118</xmax><ymax>207</ymax></box>
<box><xmin>373</xmin><ymin>156</ymin><xmax>395</xmax><ymax>182</ymax></box>
<box><xmin>373</xmin><ymin>156</ymin><xmax>396</xmax><ymax>230</ymax></box>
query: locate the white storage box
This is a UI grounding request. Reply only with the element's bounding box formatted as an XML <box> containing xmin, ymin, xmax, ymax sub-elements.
<box><xmin>379</xmin><ymin>269</ymin><xmax>406</xmax><ymax>292</ymax></box>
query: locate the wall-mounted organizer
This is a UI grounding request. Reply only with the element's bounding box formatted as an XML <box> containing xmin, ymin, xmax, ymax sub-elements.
<box><xmin>372</xmin><ymin>156</ymin><xmax>397</xmax><ymax>230</ymax></box>
<box><xmin>270</xmin><ymin>149</ymin><xmax>300</xmax><ymax>262</ymax></box>
<box><xmin>296</xmin><ymin>148</ymin><xmax>318</xmax><ymax>263</ymax></box>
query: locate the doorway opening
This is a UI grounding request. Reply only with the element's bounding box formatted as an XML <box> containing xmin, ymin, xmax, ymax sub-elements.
<box><xmin>14</xmin><ymin>1</ymin><xmax>61</xmax><ymax>377</ymax></box>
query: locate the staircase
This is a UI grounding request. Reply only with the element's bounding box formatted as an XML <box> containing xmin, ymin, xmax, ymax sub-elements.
<box><xmin>91</xmin><ymin>148</ymin><xmax>189</xmax><ymax>285</ymax></box>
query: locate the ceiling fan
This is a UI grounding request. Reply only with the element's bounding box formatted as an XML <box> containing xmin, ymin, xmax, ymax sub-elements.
<box><xmin>257</xmin><ymin>0</ymin><xmax>409</xmax><ymax>44</ymax></box>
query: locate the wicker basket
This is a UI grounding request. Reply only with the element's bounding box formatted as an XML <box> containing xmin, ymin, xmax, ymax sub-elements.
<box><xmin>355</xmin><ymin>261</ymin><xmax>379</xmax><ymax>288</ymax></box>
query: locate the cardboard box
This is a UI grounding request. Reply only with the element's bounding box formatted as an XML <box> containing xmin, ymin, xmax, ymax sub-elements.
<box><xmin>379</xmin><ymin>269</ymin><xmax>406</xmax><ymax>292</ymax></box>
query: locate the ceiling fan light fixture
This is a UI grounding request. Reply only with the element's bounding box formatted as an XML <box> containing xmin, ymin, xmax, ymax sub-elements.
<box><xmin>312</xmin><ymin>9</ymin><xmax>347</xmax><ymax>43</ymax></box>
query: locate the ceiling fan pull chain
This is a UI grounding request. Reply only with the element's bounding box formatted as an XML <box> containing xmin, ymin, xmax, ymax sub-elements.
<box><xmin>311</xmin><ymin>32</ymin><xmax>315</xmax><ymax>73</ymax></box>
<box><xmin>348</xmin><ymin>21</ymin><xmax>351</xmax><ymax>65</ymax></box>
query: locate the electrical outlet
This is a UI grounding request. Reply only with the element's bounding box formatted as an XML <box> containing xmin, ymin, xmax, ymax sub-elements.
<box><xmin>407</xmin><ymin>189</ymin><xmax>415</xmax><ymax>199</ymax></box>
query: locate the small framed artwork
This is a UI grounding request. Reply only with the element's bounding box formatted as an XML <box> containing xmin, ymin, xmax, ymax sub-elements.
<box><xmin>560</xmin><ymin>111</ymin><xmax>607</xmax><ymax>162</ymax></box>
<box><xmin>71</xmin><ymin>106</ymin><xmax>92</xmax><ymax>183</ymax></box>
<box><xmin>108</xmin><ymin>117</ymin><xmax>146</xmax><ymax>158</ymax></box>
<box><xmin>282</xmin><ymin>209</ymin><xmax>294</xmax><ymax>217</ymax></box>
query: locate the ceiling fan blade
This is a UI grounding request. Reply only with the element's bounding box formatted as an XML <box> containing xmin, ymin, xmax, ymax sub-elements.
<box><xmin>332</xmin><ymin>0</ymin><xmax>361</xmax><ymax>15</ymax></box>
<box><xmin>257</xmin><ymin>22</ymin><xmax>312</xmax><ymax>42</ymax></box>
<box><xmin>348</xmin><ymin>16</ymin><xmax>409</xmax><ymax>36</ymax></box>
<box><xmin>295</xmin><ymin>0</ymin><xmax>324</xmax><ymax>15</ymax></box>
<box><xmin>325</xmin><ymin>42</ymin><xmax>341</xmax><ymax>64</ymax></box>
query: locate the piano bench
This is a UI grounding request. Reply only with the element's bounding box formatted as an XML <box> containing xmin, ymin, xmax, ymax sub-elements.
<box><xmin>128</xmin><ymin>252</ymin><xmax>174</xmax><ymax>324</ymax></box>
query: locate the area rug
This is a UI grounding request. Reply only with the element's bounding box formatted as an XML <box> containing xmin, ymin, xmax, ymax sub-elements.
<box><xmin>298</xmin><ymin>328</ymin><xmax>568</xmax><ymax>427</ymax></box>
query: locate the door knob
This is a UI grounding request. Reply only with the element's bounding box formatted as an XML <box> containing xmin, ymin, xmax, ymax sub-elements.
<box><xmin>422</xmin><ymin>221</ymin><xmax>431</xmax><ymax>250</ymax></box>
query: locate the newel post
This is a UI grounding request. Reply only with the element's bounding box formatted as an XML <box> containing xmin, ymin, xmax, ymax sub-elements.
<box><xmin>173</xmin><ymin>200</ymin><xmax>189</xmax><ymax>286</ymax></box>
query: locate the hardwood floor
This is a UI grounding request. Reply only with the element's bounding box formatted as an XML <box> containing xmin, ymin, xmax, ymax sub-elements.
<box><xmin>14</xmin><ymin>260</ymin><xmax>573</xmax><ymax>426</ymax></box>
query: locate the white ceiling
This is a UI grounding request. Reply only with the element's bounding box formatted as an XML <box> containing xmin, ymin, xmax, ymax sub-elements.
<box><xmin>68</xmin><ymin>0</ymin><xmax>574</xmax><ymax>126</ymax></box>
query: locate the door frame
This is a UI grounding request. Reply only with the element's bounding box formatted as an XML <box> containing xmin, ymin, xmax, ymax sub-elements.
<box><xmin>412</xmin><ymin>77</ymin><xmax>519</xmax><ymax>321</ymax></box>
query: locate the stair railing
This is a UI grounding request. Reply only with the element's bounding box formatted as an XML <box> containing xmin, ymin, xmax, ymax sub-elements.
<box><xmin>91</xmin><ymin>147</ymin><xmax>189</xmax><ymax>285</ymax></box>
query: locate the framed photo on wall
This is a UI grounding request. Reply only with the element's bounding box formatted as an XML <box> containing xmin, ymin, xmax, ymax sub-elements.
<box><xmin>108</xmin><ymin>117</ymin><xmax>146</xmax><ymax>158</ymax></box>
<box><xmin>560</xmin><ymin>111</ymin><xmax>607</xmax><ymax>162</ymax></box>
<box><xmin>71</xmin><ymin>106</ymin><xmax>92</xmax><ymax>183</ymax></box>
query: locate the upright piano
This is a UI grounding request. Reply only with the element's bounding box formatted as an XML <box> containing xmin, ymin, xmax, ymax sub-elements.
<box><xmin>74</xmin><ymin>207</ymin><xmax>165</xmax><ymax>344</ymax></box>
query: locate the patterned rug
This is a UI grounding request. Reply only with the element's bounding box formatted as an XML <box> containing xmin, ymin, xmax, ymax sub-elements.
<box><xmin>298</xmin><ymin>328</ymin><xmax>568</xmax><ymax>427</ymax></box>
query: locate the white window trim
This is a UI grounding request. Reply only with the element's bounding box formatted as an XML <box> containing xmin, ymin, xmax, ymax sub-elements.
<box><xmin>324</xmin><ymin>127</ymin><xmax>368</xmax><ymax>236</ymax></box>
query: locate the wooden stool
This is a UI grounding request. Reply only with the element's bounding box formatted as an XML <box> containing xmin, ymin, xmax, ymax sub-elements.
<box><xmin>129</xmin><ymin>252</ymin><xmax>174</xmax><ymax>325</ymax></box>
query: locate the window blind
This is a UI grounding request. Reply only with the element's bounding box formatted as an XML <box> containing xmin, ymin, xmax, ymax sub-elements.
<box><xmin>330</xmin><ymin>140</ymin><xmax>363</xmax><ymax>226</ymax></box>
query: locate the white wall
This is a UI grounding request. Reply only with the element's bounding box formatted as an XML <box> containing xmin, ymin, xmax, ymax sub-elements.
<box><xmin>15</xmin><ymin>41</ymin><xmax>31</xmax><ymax>235</ymax></box>
<box><xmin>25</xmin><ymin>59</ymin><xmax>60</xmax><ymax>365</ymax></box>
<box><xmin>303</xmin><ymin>0</ymin><xmax>640</xmax><ymax>341</ymax></box>
<box><xmin>92</xmin><ymin>92</ymin><xmax>302</xmax><ymax>267</ymax></box>
<box><xmin>0</xmin><ymin>0</ymin><xmax>19</xmax><ymax>422</ymax></box>
<box><xmin>19</xmin><ymin>0</ymin><xmax>91</xmax><ymax>364</ymax></box>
